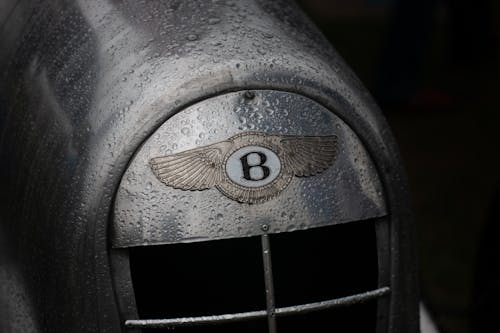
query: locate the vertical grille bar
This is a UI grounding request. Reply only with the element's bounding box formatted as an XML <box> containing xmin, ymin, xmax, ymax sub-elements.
<box><xmin>261</xmin><ymin>234</ymin><xmax>277</xmax><ymax>333</ymax></box>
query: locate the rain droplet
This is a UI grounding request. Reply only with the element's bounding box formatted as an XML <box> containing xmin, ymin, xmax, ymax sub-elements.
<box><xmin>208</xmin><ymin>17</ymin><xmax>221</xmax><ymax>24</ymax></box>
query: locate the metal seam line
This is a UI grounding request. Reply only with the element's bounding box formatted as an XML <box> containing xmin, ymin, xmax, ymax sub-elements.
<box><xmin>124</xmin><ymin>287</ymin><xmax>391</xmax><ymax>329</ymax></box>
<box><xmin>261</xmin><ymin>234</ymin><xmax>277</xmax><ymax>333</ymax></box>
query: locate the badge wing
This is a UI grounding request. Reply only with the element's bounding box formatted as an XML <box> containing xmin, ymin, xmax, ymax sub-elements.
<box><xmin>280</xmin><ymin>135</ymin><xmax>338</xmax><ymax>176</ymax></box>
<box><xmin>150</xmin><ymin>141</ymin><xmax>232</xmax><ymax>190</ymax></box>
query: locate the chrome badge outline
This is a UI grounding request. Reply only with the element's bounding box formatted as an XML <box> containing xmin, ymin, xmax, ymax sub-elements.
<box><xmin>150</xmin><ymin>132</ymin><xmax>338</xmax><ymax>204</ymax></box>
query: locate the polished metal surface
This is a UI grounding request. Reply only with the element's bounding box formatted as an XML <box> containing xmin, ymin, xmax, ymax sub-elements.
<box><xmin>0</xmin><ymin>0</ymin><xmax>419</xmax><ymax>332</ymax></box>
<box><xmin>124</xmin><ymin>287</ymin><xmax>391</xmax><ymax>329</ymax></box>
<box><xmin>113</xmin><ymin>90</ymin><xmax>386</xmax><ymax>247</ymax></box>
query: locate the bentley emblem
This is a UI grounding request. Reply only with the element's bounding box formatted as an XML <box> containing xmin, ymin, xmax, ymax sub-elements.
<box><xmin>150</xmin><ymin>132</ymin><xmax>338</xmax><ymax>204</ymax></box>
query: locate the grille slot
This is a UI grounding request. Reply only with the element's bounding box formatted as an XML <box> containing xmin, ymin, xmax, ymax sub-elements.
<box><xmin>271</xmin><ymin>219</ymin><xmax>378</xmax><ymax>306</ymax></box>
<box><xmin>129</xmin><ymin>236</ymin><xmax>266</xmax><ymax>319</ymax></box>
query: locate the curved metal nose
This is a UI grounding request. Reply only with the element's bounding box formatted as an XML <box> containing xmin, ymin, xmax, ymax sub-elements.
<box><xmin>112</xmin><ymin>89</ymin><xmax>390</xmax><ymax>333</ymax></box>
<box><xmin>112</xmin><ymin>90</ymin><xmax>386</xmax><ymax>248</ymax></box>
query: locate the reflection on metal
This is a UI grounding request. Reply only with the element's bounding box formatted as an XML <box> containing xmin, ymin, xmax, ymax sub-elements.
<box><xmin>113</xmin><ymin>90</ymin><xmax>387</xmax><ymax>247</ymax></box>
<box><xmin>150</xmin><ymin>131</ymin><xmax>338</xmax><ymax>204</ymax></box>
<box><xmin>124</xmin><ymin>287</ymin><xmax>391</xmax><ymax>329</ymax></box>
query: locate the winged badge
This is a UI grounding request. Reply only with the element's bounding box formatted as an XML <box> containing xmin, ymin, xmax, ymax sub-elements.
<box><xmin>150</xmin><ymin>132</ymin><xmax>338</xmax><ymax>204</ymax></box>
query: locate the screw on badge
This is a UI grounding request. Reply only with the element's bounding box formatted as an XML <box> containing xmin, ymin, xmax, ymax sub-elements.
<box><xmin>150</xmin><ymin>131</ymin><xmax>338</xmax><ymax>204</ymax></box>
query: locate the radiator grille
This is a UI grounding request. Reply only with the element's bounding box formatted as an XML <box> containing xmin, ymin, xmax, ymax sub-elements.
<box><xmin>125</xmin><ymin>219</ymin><xmax>388</xmax><ymax>332</ymax></box>
<box><xmin>129</xmin><ymin>236</ymin><xmax>266</xmax><ymax>319</ymax></box>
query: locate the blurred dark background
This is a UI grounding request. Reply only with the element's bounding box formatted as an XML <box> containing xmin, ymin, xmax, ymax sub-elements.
<box><xmin>296</xmin><ymin>1</ymin><xmax>500</xmax><ymax>332</ymax></box>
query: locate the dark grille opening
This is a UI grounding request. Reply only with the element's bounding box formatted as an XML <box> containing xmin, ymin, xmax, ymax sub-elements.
<box><xmin>125</xmin><ymin>219</ymin><xmax>383</xmax><ymax>332</ymax></box>
<box><xmin>271</xmin><ymin>220</ymin><xmax>378</xmax><ymax>307</ymax></box>
<box><xmin>129</xmin><ymin>236</ymin><xmax>266</xmax><ymax>322</ymax></box>
<box><xmin>277</xmin><ymin>301</ymin><xmax>377</xmax><ymax>333</ymax></box>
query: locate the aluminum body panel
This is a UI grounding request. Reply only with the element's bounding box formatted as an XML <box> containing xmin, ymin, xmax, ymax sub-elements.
<box><xmin>0</xmin><ymin>0</ymin><xmax>419</xmax><ymax>332</ymax></box>
<box><xmin>113</xmin><ymin>90</ymin><xmax>386</xmax><ymax>247</ymax></box>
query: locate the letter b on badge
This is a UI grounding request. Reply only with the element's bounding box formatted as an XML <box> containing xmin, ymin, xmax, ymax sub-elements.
<box><xmin>226</xmin><ymin>146</ymin><xmax>281</xmax><ymax>188</ymax></box>
<box><xmin>240</xmin><ymin>152</ymin><xmax>270</xmax><ymax>181</ymax></box>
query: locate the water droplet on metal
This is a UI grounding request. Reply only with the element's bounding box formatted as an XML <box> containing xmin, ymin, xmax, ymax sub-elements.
<box><xmin>208</xmin><ymin>17</ymin><xmax>221</xmax><ymax>24</ymax></box>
